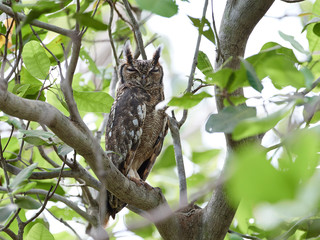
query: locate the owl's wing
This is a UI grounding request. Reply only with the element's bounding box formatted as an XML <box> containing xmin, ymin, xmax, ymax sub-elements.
<box><xmin>139</xmin><ymin>113</ymin><xmax>168</xmax><ymax>181</ymax></box>
<box><xmin>105</xmin><ymin>86</ymin><xmax>146</xmax><ymax>175</ymax></box>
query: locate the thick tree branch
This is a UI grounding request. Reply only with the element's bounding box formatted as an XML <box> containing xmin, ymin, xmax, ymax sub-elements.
<box><xmin>0</xmin><ymin>90</ymin><xmax>172</xmax><ymax>230</ymax></box>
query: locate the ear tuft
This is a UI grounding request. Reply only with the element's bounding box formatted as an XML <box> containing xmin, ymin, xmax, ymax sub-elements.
<box><xmin>124</xmin><ymin>41</ymin><xmax>133</xmax><ymax>65</ymax></box>
<box><xmin>152</xmin><ymin>45</ymin><xmax>162</xmax><ymax>65</ymax></box>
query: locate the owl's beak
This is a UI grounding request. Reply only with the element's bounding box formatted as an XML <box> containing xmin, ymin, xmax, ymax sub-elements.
<box><xmin>141</xmin><ymin>74</ymin><xmax>146</xmax><ymax>86</ymax></box>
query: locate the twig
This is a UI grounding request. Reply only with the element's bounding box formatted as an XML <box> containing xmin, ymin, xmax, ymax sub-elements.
<box><xmin>0</xmin><ymin>16</ymin><xmax>15</xmax><ymax>82</ymax></box>
<box><xmin>168</xmin><ymin>115</ymin><xmax>188</xmax><ymax>207</ymax></box>
<box><xmin>37</xmin><ymin>146</ymin><xmax>60</xmax><ymax>168</ymax></box>
<box><xmin>228</xmin><ymin>229</ymin><xmax>262</xmax><ymax>240</ymax></box>
<box><xmin>178</xmin><ymin>0</ymin><xmax>209</xmax><ymax>127</ymax></box>
<box><xmin>46</xmin><ymin>209</ymin><xmax>83</xmax><ymax>240</ymax></box>
<box><xmin>210</xmin><ymin>0</ymin><xmax>223</xmax><ymax>61</ymax></box>
<box><xmin>107</xmin><ymin>0</ymin><xmax>119</xmax><ymax>67</ymax></box>
<box><xmin>4</xmin><ymin>12</ymin><xmax>23</xmax><ymax>82</ymax></box>
<box><xmin>301</xmin><ymin>76</ymin><xmax>320</xmax><ymax>95</ymax></box>
<box><xmin>122</xmin><ymin>0</ymin><xmax>147</xmax><ymax>60</ymax></box>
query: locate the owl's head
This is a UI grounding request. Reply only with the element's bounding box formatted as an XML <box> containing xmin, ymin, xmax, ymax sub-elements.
<box><xmin>119</xmin><ymin>43</ymin><xmax>163</xmax><ymax>88</ymax></box>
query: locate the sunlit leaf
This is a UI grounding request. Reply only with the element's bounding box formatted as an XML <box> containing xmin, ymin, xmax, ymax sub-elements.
<box><xmin>197</xmin><ymin>51</ymin><xmax>214</xmax><ymax>75</ymax></box>
<box><xmin>232</xmin><ymin>107</ymin><xmax>291</xmax><ymax>140</ymax></box>
<box><xmin>73</xmin><ymin>91</ymin><xmax>114</xmax><ymax>113</ymax></box>
<box><xmin>168</xmin><ymin>92</ymin><xmax>212</xmax><ymax>109</ymax></box>
<box><xmin>192</xmin><ymin>149</ymin><xmax>220</xmax><ymax>164</ymax></box>
<box><xmin>22</xmin><ymin>41</ymin><xmax>50</xmax><ymax>80</ymax></box>
<box><xmin>206</xmin><ymin>105</ymin><xmax>256</xmax><ymax>134</ymax></box>
<box><xmin>80</xmin><ymin>48</ymin><xmax>100</xmax><ymax>74</ymax></box>
<box><xmin>136</xmin><ymin>0</ymin><xmax>178</xmax><ymax>18</ymax></box>
<box><xmin>227</xmin><ymin>144</ymin><xmax>296</xmax><ymax>206</ymax></box>
<box><xmin>26</xmin><ymin>223</ymin><xmax>54</xmax><ymax>240</ymax></box>
<box><xmin>154</xmin><ymin>145</ymin><xmax>175</xmax><ymax>169</ymax></box>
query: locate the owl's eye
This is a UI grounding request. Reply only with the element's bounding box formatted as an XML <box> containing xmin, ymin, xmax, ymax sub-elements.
<box><xmin>151</xmin><ymin>67</ymin><xmax>159</xmax><ymax>73</ymax></box>
<box><xmin>127</xmin><ymin>67</ymin><xmax>137</xmax><ymax>72</ymax></box>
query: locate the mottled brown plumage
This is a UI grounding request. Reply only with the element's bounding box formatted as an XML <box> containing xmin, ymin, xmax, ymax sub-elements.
<box><xmin>105</xmin><ymin>43</ymin><xmax>168</xmax><ymax>221</ymax></box>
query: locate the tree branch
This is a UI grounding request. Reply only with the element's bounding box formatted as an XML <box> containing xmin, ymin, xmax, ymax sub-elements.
<box><xmin>168</xmin><ymin>116</ymin><xmax>187</xmax><ymax>207</ymax></box>
<box><xmin>122</xmin><ymin>0</ymin><xmax>147</xmax><ymax>60</ymax></box>
<box><xmin>0</xmin><ymin>90</ymin><xmax>171</xmax><ymax>229</ymax></box>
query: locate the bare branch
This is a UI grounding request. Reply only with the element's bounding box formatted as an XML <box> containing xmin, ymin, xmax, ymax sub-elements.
<box><xmin>168</xmin><ymin>116</ymin><xmax>188</xmax><ymax>207</ymax></box>
<box><xmin>122</xmin><ymin>0</ymin><xmax>147</xmax><ymax>60</ymax></box>
<box><xmin>107</xmin><ymin>0</ymin><xmax>119</xmax><ymax>67</ymax></box>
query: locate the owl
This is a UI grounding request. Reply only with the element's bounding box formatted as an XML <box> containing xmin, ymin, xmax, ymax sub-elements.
<box><xmin>105</xmin><ymin>43</ymin><xmax>168</xmax><ymax>221</ymax></box>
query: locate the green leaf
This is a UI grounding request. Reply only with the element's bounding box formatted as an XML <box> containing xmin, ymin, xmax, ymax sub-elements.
<box><xmin>45</xmin><ymin>35</ymin><xmax>70</xmax><ymax>64</ymax></box>
<box><xmin>73</xmin><ymin>12</ymin><xmax>108</xmax><ymax>31</ymax></box>
<box><xmin>13</xmin><ymin>182</ymin><xmax>37</xmax><ymax>194</ymax></box>
<box><xmin>227</xmin><ymin>144</ymin><xmax>295</xmax><ymax>205</ymax></box>
<box><xmin>262</xmin><ymin>55</ymin><xmax>305</xmax><ymax>89</ymax></box>
<box><xmin>279</xmin><ymin>31</ymin><xmax>310</xmax><ymax>55</ymax></box>
<box><xmin>205</xmin><ymin>68</ymin><xmax>233</xmax><ymax>88</ymax></box>
<box><xmin>19</xmin><ymin>130</ymin><xmax>55</xmax><ymax>146</ymax></box>
<box><xmin>0</xmin><ymin>204</ymin><xmax>18</xmax><ymax>222</ymax></box>
<box><xmin>9</xmin><ymin>163</ymin><xmax>38</xmax><ymax>190</ymax></box>
<box><xmin>22</xmin><ymin>40</ymin><xmax>50</xmax><ymax>79</ymax></box>
<box><xmin>240</xmin><ymin>58</ymin><xmax>263</xmax><ymax>92</ymax></box>
<box><xmin>300</xmin><ymin>66</ymin><xmax>314</xmax><ymax>90</ymax></box>
<box><xmin>232</xmin><ymin>107</ymin><xmax>291</xmax><ymax>140</ymax></box>
<box><xmin>26</xmin><ymin>223</ymin><xmax>54</xmax><ymax>240</ymax></box>
<box><xmin>197</xmin><ymin>51</ymin><xmax>214</xmax><ymax>75</ymax></box>
<box><xmin>15</xmin><ymin>196</ymin><xmax>42</xmax><ymax>210</ymax></box>
<box><xmin>57</xmin><ymin>144</ymin><xmax>73</xmax><ymax>156</ymax></box>
<box><xmin>48</xmin><ymin>206</ymin><xmax>78</xmax><ymax>221</ymax></box>
<box><xmin>154</xmin><ymin>145</ymin><xmax>175</xmax><ymax>169</ymax></box>
<box><xmin>168</xmin><ymin>92</ymin><xmax>212</xmax><ymax>109</ymax></box>
<box><xmin>205</xmin><ymin>105</ymin><xmax>256</xmax><ymax>134</ymax></box>
<box><xmin>189</xmin><ymin>16</ymin><xmax>215</xmax><ymax>44</ymax></box>
<box><xmin>136</xmin><ymin>0</ymin><xmax>178</xmax><ymax>18</ymax></box>
<box><xmin>313</xmin><ymin>22</ymin><xmax>320</xmax><ymax>36</ymax></box>
<box><xmin>80</xmin><ymin>48</ymin><xmax>100</xmax><ymax>74</ymax></box>
<box><xmin>192</xmin><ymin>149</ymin><xmax>220</xmax><ymax>164</ymax></box>
<box><xmin>73</xmin><ymin>91</ymin><xmax>114</xmax><ymax>113</ymax></box>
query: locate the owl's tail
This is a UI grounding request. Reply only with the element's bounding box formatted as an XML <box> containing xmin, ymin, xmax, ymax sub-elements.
<box><xmin>105</xmin><ymin>190</ymin><xmax>127</xmax><ymax>226</ymax></box>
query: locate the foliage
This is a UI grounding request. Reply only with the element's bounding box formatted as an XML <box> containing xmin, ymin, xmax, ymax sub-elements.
<box><xmin>0</xmin><ymin>0</ymin><xmax>320</xmax><ymax>239</ymax></box>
